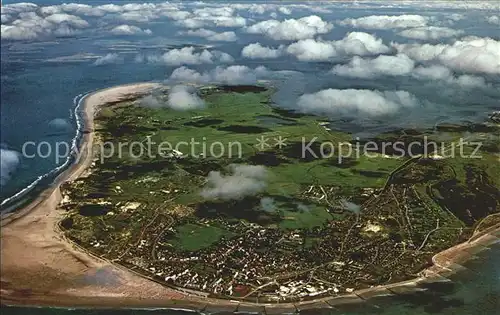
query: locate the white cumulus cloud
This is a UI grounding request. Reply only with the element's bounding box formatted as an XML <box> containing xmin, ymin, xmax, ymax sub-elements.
<box><xmin>339</xmin><ymin>14</ymin><xmax>429</xmax><ymax>29</ymax></box>
<box><xmin>398</xmin><ymin>26</ymin><xmax>463</xmax><ymax>40</ymax></box>
<box><xmin>201</xmin><ymin>164</ymin><xmax>267</xmax><ymax>200</ymax></box>
<box><xmin>333</xmin><ymin>32</ymin><xmax>391</xmax><ymax>56</ymax></box>
<box><xmin>1</xmin><ymin>11</ymin><xmax>89</xmax><ymax>40</ymax></box>
<box><xmin>139</xmin><ymin>47</ymin><xmax>234</xmax><ymax>66</ymax></box>
<box><xmin>179</xmin><ymin>28</ymin><xmax>239</xmax><ymax>41</ymax></box>
<box><xmin>285</xmin><ymin>32</ymin><xmax>390</xmax><ymax>61</ymax></box>
<box><xmin>286</xmin><ymin>38</ymin><xmax>337</xmax><ymax>61</ymax></box>
<box><xmin>167</xmin><ymin>85</ymin><xmax>206</xmax><ymax>110</ymax></box>
<box><xmin>486</xmin><ymin>15</ymin><xmax>500</xmax><ymax>25</ymax></box>
<box><xmin>93</xmin><ymin>53</ymin><xmax>124</xmax><ymax>66</ymax></box>
<box><xmin>296</xmin><ymin>89</ymin><xmax>419</xmax><ymax>117</ymax></box>
<box><xmin>44</xmin><ymin>13</ymin><xmax>89</xmax><ymax>28</ymax></box>
<box><xmin>412</xmin><ymin>65</ymin><xmax>488</xmax><ymax>88</ymax></box>
<box><xmin>332</xmin><ymin>54</ymin><xmax>415</xmax><ymax>78</ymax></box>
<box><xmin>168</xmin><ymin>65</ymin><xmax>270</xmax><ymax>85</ymax></box>
<box><xmin>175</xmin><ymin>15</ymin><xmax>246</xmax><ymax>29</ymax></box>
<box><xmin>206</xmin><ymin>31</ymin><xmax>237</xmax><ymax>42</ymax></box>
<box><xmin>241</xmin><ymin>43</ymin><xmax>285</xmax><ymax>59</ymax></box>
<box><xmin>393</xmin><ymin>37</ymin><xmax>500</xmax><ymax>74</ymax></box>
<box><xmin>245</xmin><ymin>15</ymin><xmax>333</xmax><ymax>40</ymax></box>
<box><xmin>1</xmin><ymin>148</ymin><xmax>20</xmax><ymax>186</ymax></box>
<box><xmin>110</xmin><ymin>24</ymin><xmax>152</xmax><ymax>35</ymax></box>
<box><xmin>2</xmin><ymin>3</ymin><xmax>39</xmax><ymax>15</ymax></box>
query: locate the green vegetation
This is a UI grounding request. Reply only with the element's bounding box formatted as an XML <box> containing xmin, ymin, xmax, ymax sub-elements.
<box><xmin>59</xmin><ymin>84</ymin><xmax>500</xmax><ymax>303</ymax></box>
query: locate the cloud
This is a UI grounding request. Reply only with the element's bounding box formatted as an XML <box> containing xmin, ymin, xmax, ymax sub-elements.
<box><xmin>333</xmin><ymin>32</ymin><xmax>391</xmax><ymax>55</ymax></box>
<box><xmin>453</xmin><ymin>75</ymin><xmax>488</xmax><ymax>88</ymax></box>
<box><xmin>39</xmin><ymin>6</ymin><xmax>63</xmax><ymax>16</ymax></box>
<box><xmin>2</xmin><ymin>14</ymin><xmax>14</xmax><ymax>24</ymax></box>
<box><xmin>167</xmin><ymin>85</ymin><xmax>205</xmax><ymax>110</ymax></box>
<box><xmin>2</xmin><ymin>3</ymin><xmax>39</xmax><ymax>15</ymax></box>
<box><xmin>192</xmin><ymin>6</ymin><xmax>235</xmax><ymax>17</ymax></box>
<box><xmin>175</xmin><ymin>15</ymin><xmax>246</xmax><ymax>29</ymax></box>
<box><xmin>412</xmin><ymin>65</ymin><xmax>488</xmax><ymax>88</ymax></box>
<box><xmin>331</xmin><ymin>54</ymin><xmax>415</xmax><ymax>78</ymax></box>
<box><xmin>296</xmin><ymin>203</ymin><xmax>310</xmax><ymax>212</ymax></box>
<box><xmin>391</xmin><ymin>42</ymin><xmax>447</xmax><ymax>61</ymax></box>
<box><xmin>411</xmin><ymin>64</ymin><xmax>452</xmax><ymax>80</ymax></box>
<box><xmin>118</xmin><ymin>11</ymin><xmax>157</xmax><ymax>23</ymax></box>
<box><xmin>139</xmin><ymin>94</ymin><xmax>163</xmax><ymax>108</ymax></box>
<box><xmin>339</xmin><ymin>14</ymin><xmax>429</xmax><ymax>29</ymax></box>
<box><xmin>95</xmin><ymin>4</ymin><xmax>124</xmax><ymax>13</ymax></box>
<box><xmin>212</xmin><ymin>16</ymin><xmax>247</xmax><ymax>27</ymax></box>
<box><xmin>448</xmin><ymin>13</ymin><xmax>465</xmax><ymax>22</ymax></box>
<box><xmin>1</xmin><ymin>149</ymin><xmax>20</xmax><ymax>186</ymax></box>
<box><xmin>245</xmin><ymin>4</ymin><xmax>268</xmax><ymax>15</ymax></box>
<box><xmin>58</xmin><ymin>3</ymin><xmax>107</xmax><ymax>17</ymax></box>
<box><xmin>245</xmin><ymin>15</ymin><xmax>333</xmax><ymax>40</ymax></box>
<box><xmin>93</xmin><ymin>53</ymin><xmax>124</xmax><ymax>66</ymax></box>
<box><xmin>186</xmin><ymin>7</ymin><xmax>247</xmax><ymax>27</ymax></box>
<box><xmin>206</xmin><ymin>31</ymin><xmax>238</xmax><ymax>42</ymax></box>
<box><xmin>339</xmin><ymin>199</ymin><xmax>361</xmax><ymax>215</ymax></box>
<box><xmin>169</xmin><ymin>67</ymin><xmax>210</xmax><ymax>83</ymax></box>
<box><xmin>175</xmin><ymin>18</ymin><xmax>207</xmax><ymax>29</ymax></box>
<box><xmin>486</xmin><ymin>15</ymin><xmax>500</xmax><ymax>25</ymax></box>
<box><xmin>398</xmin><ymin>26</ymin><xmax>463</xmax><ymax>40</ymax></box>
<box><xmin>141</xmin><ymin>47</ymin><xmax>234</xmax><ymax>66</ymax></box>
<box><xmin>1</xmin><ymin>24</ymin><xmax>40</xmax><ymax>41</ymax></box>
<box><xmin>296</xmin><ymin>89</ymin><xmax>419</xmax><ymax>117</ymax></box>
<box><xmin>44</xmin><ymin>13</ymin><xmax>89</xmax><ymax>28</ymax></box>
<box><xmin>201</xmin><ymin>164</ymin><xmax>267</xmax><ymax>200</ymax></box>
<box><xmin>331</xmin><ymin>54</ymin><xmax>489</xmax><ymax>88</ymax></box>
<box><xmin>179</xmin><ymin>28</ymin><xmax>238</xmax><ymax>42</ymax></box>
<box><xmin>168</xmin><ymin>65</ymin><xmax>270</xmax><ymax>85</ymax></box>
<box><xmin>179</xmin><ymin>28</ymin><xmax>217</xmax><ymax>37</ymax></box>
<box><xmin>286</xmin><ymin>39</ymin><xmax>337</xmax><ymax>61</ymax></box>
<box><xmin>260</xmin><ymin>197</ymin><xmax>276</xmax><ymax>212</ymax></box>
<box><xmin>1</xmin><ymin>11</ymin><xmax>89</xmax><ymax>40</ymax></box>
<box><xmin>110</xmin><ymin>24</ymin><xmax>152</xmax><ymax>35</ymax></box>
<box><xmin>163</xmin><ymin>10</ymin><xmax>191</xmax><ymax>21</ymax></box>
<box><xmin>393</xmin><ymin>37</ymin><xmax>500</xmax><ymax>74</ymax></box>
<box><xmin>278</xmin><ymin>7</ymin><xmax>292</xmax><ymax>15</ymax></box>
<box><xmin>241</xmin><ymin>43</ymin><xmax>284</xmax><ymax>59</ymax></box>
<box><xmin>285</xmin><ymin>32</ymin><xmax>390</xmax><ymax>61</ymax></box>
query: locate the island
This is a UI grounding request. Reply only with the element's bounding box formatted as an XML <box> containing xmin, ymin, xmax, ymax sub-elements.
<box><xmin>1</xmin><ymin>82</ymin><xmax>499</xmax><ymax>313</ymax></box>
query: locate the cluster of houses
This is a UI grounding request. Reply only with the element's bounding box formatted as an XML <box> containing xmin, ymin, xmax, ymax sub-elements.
<box><xmin>115</xmin><ymin>218</ymin><xmax>367</xmax><ymax>301</ymax></box>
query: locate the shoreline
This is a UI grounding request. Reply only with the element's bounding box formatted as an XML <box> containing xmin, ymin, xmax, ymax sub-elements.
<box><xmin>1</xmin><ymin>82</ymin><xmax>499</xmax><ymax>312</ymax></box>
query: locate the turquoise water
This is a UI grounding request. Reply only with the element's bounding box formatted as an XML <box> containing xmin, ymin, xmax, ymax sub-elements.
<box><xmin>2</xmin><ymin>242</ymin><xmax>499</xmax><ymax>314</ymax></box>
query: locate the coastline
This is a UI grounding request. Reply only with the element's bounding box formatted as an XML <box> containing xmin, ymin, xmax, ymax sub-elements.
<box><xmin>1</xmin><ymin>82</ymin><xmax>499</xmax><ymax>313</ymax></box>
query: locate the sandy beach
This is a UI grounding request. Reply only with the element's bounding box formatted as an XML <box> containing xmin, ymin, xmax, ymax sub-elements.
<box><xmin>1</xmin><ymin>82</ymin><xmax>499</xmax><ymax>312</ymax></box>
<box><xmin>0</xmin><ymin>82</ymin><xmax>190</xmax><ymax>306</ymax></box>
